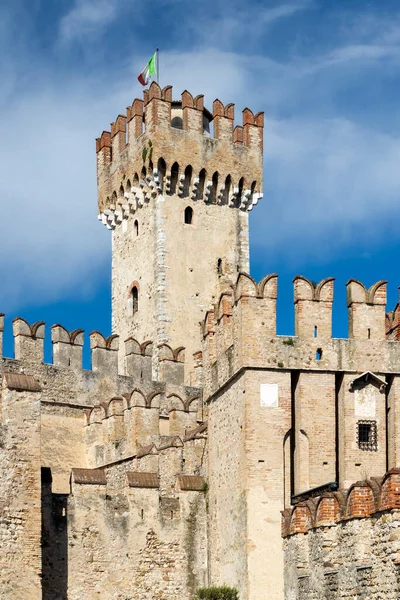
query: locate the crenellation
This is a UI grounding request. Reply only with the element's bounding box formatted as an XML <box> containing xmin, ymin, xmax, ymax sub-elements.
<box><xmin>51</xmin><ymin>324</ymin><xmax>84</xmax><ymax>369</ymax></box>
<box><xmin>294</xmin><ymin>276</ymin><xmax>334</xmax><ymax>339</ymax></box>
<box><xmin>347</xmin><ymin>278</ymin><xmax>387</xmax><ymax>340</ymax></box>
<box><xmin>13</xmin><ymin>317</ymin><xmax>45</xmax><ymax>362</ymax></box>
<box><xmin>89</xmin><ymin>330</ymin><xmax>119</xmax><ymax>373</ymax></box>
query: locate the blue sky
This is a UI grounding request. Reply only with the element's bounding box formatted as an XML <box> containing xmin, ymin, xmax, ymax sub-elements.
<box><xmin>2</xmin><ymin>0</ymin><xmax>400</xmax><ymax>361</ymax></box>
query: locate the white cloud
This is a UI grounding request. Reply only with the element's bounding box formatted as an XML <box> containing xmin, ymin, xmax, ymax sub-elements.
<box><xmin>59</xmin><ymin>0</ymin><xmax>120</xmax><ymax>42</ymax></box>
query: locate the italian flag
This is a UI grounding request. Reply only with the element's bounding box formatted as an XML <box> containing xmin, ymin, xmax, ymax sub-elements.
<box><xmin>138</xmin><ymin>51</ymin><xmax>157</xmax><ymax>86</ymax></box>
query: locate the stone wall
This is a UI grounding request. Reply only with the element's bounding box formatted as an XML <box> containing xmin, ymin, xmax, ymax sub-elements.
<box><xmin>99</xmin><ymin>83</ymin><xmax>263</xmax><ymax>384</ymax></box>
<box><xmin>282</xmin><ymin>469</ymin><xmax>400</xmax><ymax>599</ymax></box>
<box><xmin>0</xmin><ymin>374</ymin><xmax>42</xmax><ymax>600</ymax></box>
<box><xmin>202</xmin><ymin>274</ymin><xmax>400</xmax><ymax>600</ymax></box>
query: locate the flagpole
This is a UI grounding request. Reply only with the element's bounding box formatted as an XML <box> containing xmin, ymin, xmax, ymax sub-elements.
<box><xmin>156</xmin><ymin>48</ymin><xmax>160</xmax><ymax>85</ymax></box>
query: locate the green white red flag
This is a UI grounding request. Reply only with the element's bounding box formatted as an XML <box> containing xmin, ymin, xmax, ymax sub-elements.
<box><xmin>138</xmin><ymin>51</ymin><xmax>157</xmax><ymax>86</ymax></box>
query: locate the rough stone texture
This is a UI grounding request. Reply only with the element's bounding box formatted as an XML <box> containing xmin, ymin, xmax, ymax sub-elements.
<box><xmin>282</xmin><ymin>470</ymin><xmax>400</xmax><ymax>599</ymax></box>
<box><xmin>5</xmin><ymin>82</ymin><xmax>400</xmax><ymax>600</ymax></box>
<box><xmin>101</xmin><ymin>84</ymin><xmax>263</xmax><ymax>384</ymax></box>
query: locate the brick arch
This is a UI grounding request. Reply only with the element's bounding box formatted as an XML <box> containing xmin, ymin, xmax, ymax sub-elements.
<box><xmin>346</xmin><ymin>482</ymin><xmax>377</xmax><ymax>518</ymax></box>
<box><xmin>315</xmin><ymin>494</ymin><xmax>340</xmax><ymax>526</ymax></box>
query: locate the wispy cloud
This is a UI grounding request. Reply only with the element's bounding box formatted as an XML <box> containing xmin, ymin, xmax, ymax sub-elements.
<box><xmin>3</xmin><ymin>0</ymin><xmax>400</xmax><ymax>312</ymax></box>
<box><xmin>59</xmin><ymin>0</ymin><xmax>120</xmax><ymax>42</ymax></box>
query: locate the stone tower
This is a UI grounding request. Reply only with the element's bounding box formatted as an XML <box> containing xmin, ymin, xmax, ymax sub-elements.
<box><xmin>96</xmin><ymin>83</ymin><xmax>264</xmax><ymax>382</ymax></box>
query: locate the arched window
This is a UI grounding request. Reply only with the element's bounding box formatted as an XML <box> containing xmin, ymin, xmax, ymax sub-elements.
<box><xmin>223</xmin><ymin>175</ymin><xmax>231</xmax><ymax>204</ymax></box>
<box><xmin>209</xmin><ymin>171</ymin><xmax>218</xmax><ymax>204</ymax></box>
<box><xmin>141</xmin><ymin>166</ymin><xmax>147</xmax><ymax>179</ymax></box>
<box><xmin>197</xmin><ymin>169</ymin><xmax>206</xmax><ymax>200</ymax></box>
<box><xmin>133</xmin><ymin>172</ymin><xmax>139</xmax><ymax>185</ymax></box>
<box><xmin>132</xmin><ymin>286</ymin><xmax>139</xmax><ymax>314</ymax></box>
<box><xmin>171</xmin><ymin>116</ymin><xmax>183</xmax><ymax>129</ymax></box>
<box><xmin>134</xmin><ymin>220</ymin><xmax>139</xmax><ymax>236</ymax></box>
<box><xmin>169</xmin><ymin>162</ymin><xmax>179</xmax><ymax>195</ymax></box>
<box><xmin>217</xmin><ymin>258</ymin><xmax>223</xmax><ymax>275</ymax></box>
<box><xmin>237</xmin><ymin>177</ymin><xmax>244</xmax><ymax>207</ymax></box>
<box><xmin>184</xmin><ymin>206</ymin><xmax>193</xmax><ymax>225</ymax></box>
<box><xmin>183</xmin><ymin>165</ymin><xmax>192</xmax><ymax>198</ymax></box>
<box><xmin>157</xmin><ymin>158</ymin><xmax>166</xmax><ymax>192</ymax></box>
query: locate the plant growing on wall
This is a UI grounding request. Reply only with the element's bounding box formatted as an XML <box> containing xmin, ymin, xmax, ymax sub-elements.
<box><xmin>195</xmin><ymin>586</ymin><xmax>239</xmax><ymax>600</ymax></box>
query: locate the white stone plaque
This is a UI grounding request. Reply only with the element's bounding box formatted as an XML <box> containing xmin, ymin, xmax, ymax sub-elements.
<box><xmin>354</xmin><ymin>388</ymin><xmax>376</xmax><ymax>418</ymax></box>
<box><xmin>260</xmin><ymin>384</ymin><xmax>279</xmax><ymax>408</ymax></box>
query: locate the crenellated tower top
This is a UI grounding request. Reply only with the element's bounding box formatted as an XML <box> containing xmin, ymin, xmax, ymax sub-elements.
<box><xmin>96</xmin><ymin>82</ymin><xmax>264</xmax><ymax>228</ymax></box>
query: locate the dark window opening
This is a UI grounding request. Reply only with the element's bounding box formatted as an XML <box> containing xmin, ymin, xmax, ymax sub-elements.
<box><xmin>237</xmin><ymin>177</ymin><xmax>244</xmax><ymax>206</ymax></box>
<box><xmin>169</xmin><ymin>162</ymin><xmax>179</xmax><ymax>195</ymax></box>
<box><xmin>132</xmin><ymin>286</ymin><xmax>139</xmax><ymax>314</ymax></box>
<box><xmin>357</xmin><ymin>420</ymin><xmax>377</xmax><ymax>451</ymax></box>
<box><xmin>368</xmin><ymin>328</ymin><xmax>371</xmax><ymax>339</ymax></box>
<box><xmin>316</xmin><ymin>348</ymin><xmax>322</xmax><ymax>360</ymax></box>
<box><xmin>197</xmin><ymin>168</ymin><xmax>206</xmax><ymax>200</ymax></box>
<box><xmin>141</xmin><ymin>508</ymin><xmax>144</xmax><ymax>520</ymax></box>
<box><xmin>183</xmin><ymin>165</ymin><xmax>192</xmax><ymax>198</ymax></box>
<box><xmin>171</xmin><ymin>116</ymin><xmax>183</xmax><ymax>129</ymax></box>
<box><xmin>223</xmin><ymin>175</ymin><xmax>231</xmax><ymax>204</ymax></box>
<box><xmin>170</xmin><ymin>511</ymin><xmax>174</xmax><ymax>520</ymax></box>
<box><xmin>217</xmin><ymin>258</ymin><xmax>223</xmax><ymax>275</ymax></box>
<box><xmin>157</xmin><ymin>158</ymin><xmax>166</xmax><ymax>192</ymax></box>
<box><xmin>314</xmin><ymin>325</ymin><xmax>318</xmax><ymax>338</ymax></box>
<box><xmin>141</xmin><ymin>166</ymin><xmax>146</xmax><ymax>178</ymax></box>
<box><xmin>184</xmin><ymin>206</ymin><xmax>193</xmax><ymax>224</ymax></box>
<box><xmin>134</xmin><ymin>220</ymin><xmax>139</xmax><ymax>236</ymax></box>
<box><xmin>209</xmin><ymin>171</ymin><xmax>218</xmax><ymax>203</ymax></box>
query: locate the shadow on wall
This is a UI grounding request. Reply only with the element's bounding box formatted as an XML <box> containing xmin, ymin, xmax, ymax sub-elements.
<box><xmin>41</xmin><ymin>467</ymin><xmax>68</xmax><ymax>600</ymax></box>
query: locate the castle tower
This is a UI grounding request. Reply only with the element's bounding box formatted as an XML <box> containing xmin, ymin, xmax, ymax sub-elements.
<box><xmin>96</xmin><ymin>83</ymin><xmax>263</xmax><ymax>382</ymax></box>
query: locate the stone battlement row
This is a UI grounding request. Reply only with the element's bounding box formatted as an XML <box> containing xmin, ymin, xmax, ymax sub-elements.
<box><xmin>96</xmin><ymin>82</ymin><xmax>264</xmax><ymax>157</ymax></box>
<box><xmin>281</xmin><ymin>468</ymin><xmax>400</xmax><ymax>537</ymax></box>
<box><xmin>2</xmin><ymin>315</ymin><xmax>185</xmax><ymax>380</ymax></box>
<box><xmin>96</xmin><ymin>83</ymin><xmax>263</xmax><ymax>213</ymax></box>
<box><xmin>203</xmin><ymin>273</ymin><xmax>393</xmax><ymax>344</ymax></box>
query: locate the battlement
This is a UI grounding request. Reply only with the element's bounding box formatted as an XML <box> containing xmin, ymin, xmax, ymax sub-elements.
<box><xmin>1</xmin><ymin>316</ymin><xmax>187</xmax><ymax>382</ymax></box>
<box><xmin>96</xmin><ymin>82</ymin><xmax>264</xmax><ymax>225</ymax></box>
<box><xmin>84</xmin><ymin>386</ymin><xmax>204</xmax><ymax>468</ymax></box>
<box><xmin>282</xmin><ymin>468</ymin><xmax>400</xmax><ymax>537</ymax></box>
<box><xmin>201</xmin><ymin>273</ymin><xmax>400</xmax><ymax>396</ymax></box>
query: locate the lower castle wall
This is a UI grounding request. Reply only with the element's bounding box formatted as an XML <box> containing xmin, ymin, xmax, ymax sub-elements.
<box><xmin>208</xmin><ymin>375</ymin><xmax>247</xmax><ymax>597</ymax></box>
<box><xmin>283</xmin><ymin>511</ymin><xmax>400</xmax><ymax>599</ymax></box>
<box><xmin>0</xmin><ymin>384</ymin><xmax>42</xmax><ymax>600</ymax></box>
<box><xmin>66</xmin><ymin>462</ymin><xmax>207</xmax><ymax>600</ymax></box>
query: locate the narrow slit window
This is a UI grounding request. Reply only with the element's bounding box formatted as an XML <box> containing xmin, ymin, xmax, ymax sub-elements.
<box><xmin>316</xmin><ymin>348</ymin><xmax>322</xmax><ymax>360</ymax></box>
<box><xmin>141</xmin><ymin>509</ymin><xmax>144</xmax><ymax>520</ymax></box>
<box><xmin>134</xmin><ymin>220</ymin><xmax>139</xmax><ymax>236</ymax></box>
<box><xmin>132</xmin><ymin>286</ymin><xmax>139</xmax><ymax>314</ymax></box>
<box><xmin>217</xmin><ymin>258</ymin><xmax>223</xmax><ymax>275</ymax></box>
<box><xmin>314</xmin><ymin>325</ymin><xmax>318</xmax><ymax>338</ymax></box>
<box><xmin>367</xmin><ymin>328</ymin><xmax>371</xmax><ymax>339</ymax></box>
<box><xmin>184</xmin><ymin>206</ymin><xmax>193</xmax><ymax>224</ymax></box>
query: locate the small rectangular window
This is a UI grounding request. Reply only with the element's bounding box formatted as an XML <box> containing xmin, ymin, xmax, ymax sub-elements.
<box><xmin>357</xmin><ymin>420</ymin><xmax>377</xmax><ymax>451</ymax></box>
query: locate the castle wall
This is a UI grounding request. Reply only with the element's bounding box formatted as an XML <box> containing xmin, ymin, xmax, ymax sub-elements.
<box><xmin>0</xmin><ymin>375</ymin><xmax>42</xmax><ymax>600</ymax></box>
<box><xmin>207</xmin><ymin>375</ymin><xmax>247</xmax><ymax>596</ymax></box>
<box><xmin>294</xmin><ymin>372</ymin><xmax>336</xmax><ymax>494</ymax></box>
<box><xmin>112</xmin><ymin>197</ymin><xmax>157</xmax><ymax>372</ymax></box>
<box><xmin>100</xmin><ymin>84</ymin><xmax>262</xmax><ymax>385</ymax></box>
<box><xmin>67</xmin><ymin>452</ymin><xmax>207</xmax><ymax>600</ymax></box>
<box><xmin>282</xmin><ymin>470</ymin><xmax>400</xmax><ymax>599</ymax></box>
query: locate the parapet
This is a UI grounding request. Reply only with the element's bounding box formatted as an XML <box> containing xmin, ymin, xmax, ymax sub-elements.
<box><xmin>347</xmin><ymin>279</ymin><xmax>387</xmax><ymax>340</ymax></box>
<box><xmin>294</xmin><ymin>276</ymin><xmax>334</xmax><ymax>339</ymax></box>
<box><xmin>281</xmin><ymin>469</ymin><xmax>400</xmax><ymax>537</ymax></box>
<box><xmin>96</xmin><ymin>83</ymin><xmax>264</xmax><ymax>225</ymax></box>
